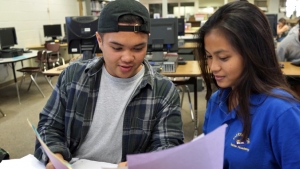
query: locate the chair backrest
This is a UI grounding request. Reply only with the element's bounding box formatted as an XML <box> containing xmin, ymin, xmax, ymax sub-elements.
<box><xmin>45</xmin><ymin>43</ymin><xmax>60</xmax><ymax>52</ymax></box>
<box><xmin>36</xmin><ymin>50</ymin><xmax>48</xmax><ymax>64</ymax></box>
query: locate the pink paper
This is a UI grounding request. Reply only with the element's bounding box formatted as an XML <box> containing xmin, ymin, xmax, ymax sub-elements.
<box><xmin>127</xmin><ymin>124</ymin><xmax>227</xmax><ymax>169</ymax></box>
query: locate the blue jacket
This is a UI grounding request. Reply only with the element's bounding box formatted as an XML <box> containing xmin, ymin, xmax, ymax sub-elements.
<box><xmin>203</xmin><ymin>88</ymin><xmax>300</xmax><ymax>169</ymax></box>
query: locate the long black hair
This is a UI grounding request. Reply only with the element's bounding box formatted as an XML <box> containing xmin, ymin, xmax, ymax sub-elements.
<box><xmin>196</xmin><ymin>1</ymin><xmax>299</xmax><ymax>140</ymax></box>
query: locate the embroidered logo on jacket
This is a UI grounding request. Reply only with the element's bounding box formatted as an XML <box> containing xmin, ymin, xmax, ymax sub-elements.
<box><xmin>230</xmin><ymin>133</ymin><xmax>250</xmax><ymax>152</ymax></box>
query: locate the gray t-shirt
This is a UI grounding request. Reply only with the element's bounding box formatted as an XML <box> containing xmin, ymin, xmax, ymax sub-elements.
<box><xmin>74</xmin><ymin>65</ymin><xmax>144</xmax><ymax>163</ymax></box>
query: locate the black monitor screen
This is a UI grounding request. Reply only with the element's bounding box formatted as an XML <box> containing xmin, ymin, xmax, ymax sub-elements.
<box><xmin>43</xmin><ymin>24</ymin><xmax>62</xmax><ymax>39</ymax></box>
<box><xmin>65</xmin><ymin>16</ymin><xmax>101</xmax><ymax>54</ymax></box>
<box><xmin>64</xmin><ymin>24</ymin><xmax>67</xmax><ymax>36</ymax></box>
<box><xmin>148</xmin><ymin>18</ymin><xmax>178</xmax><ymax>52</ymax></box>
<box><xmin>178</xmin><ymin>18</ymin><xmax>185</xmax><ymax>36</ymax></box>
<box><xmin>0</xmin><ymin>27</ymin><xmax>17</xmax><ymax>50</ymax></box>
<box><xmin>265</xmin><ymin>14</ymin><xmax>278</xmax><ymax>37</ymax></box>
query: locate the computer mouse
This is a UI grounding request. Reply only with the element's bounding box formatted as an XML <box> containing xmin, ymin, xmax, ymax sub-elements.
<box><xmin>178</xmin><ymin>57</ymin><xmax>183</xmax><ymax>61</ymax></box>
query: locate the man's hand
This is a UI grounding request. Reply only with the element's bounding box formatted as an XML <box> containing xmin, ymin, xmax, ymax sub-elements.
<box><xmin>46</xmin><ymin>153</ymin><xmax>66</xmax><ymax>169</ymax></box>
<box><xmin>118</xmin><ymin>161</ymin><xmax>128</xmax><ymax>167</ymax></box>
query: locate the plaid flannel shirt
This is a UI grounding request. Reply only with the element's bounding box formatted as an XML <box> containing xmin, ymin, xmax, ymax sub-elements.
<box><xmin>34</xmin><ymin>57</ymin><xmax>184</xmax><ymax>164</ymax></box>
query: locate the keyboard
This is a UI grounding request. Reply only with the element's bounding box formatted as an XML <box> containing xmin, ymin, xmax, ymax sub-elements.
<box><xmin>178</xmin><ymin>60</ymin><xmax>187</xmax><ymax>65</ymax></box>
<box><xmin>178</xmin><ymin>49</ymin><xmax>194</xmax><ymax>54</ymax></box>
<box><xmin>23</xmin><ymin>50</ymin><xmax>32</xmax><ymax>53</ymax></box>
<box><xmin>1</xmin><ymin>49</ymin><xmax>11</xmax><ymax>53</ymax></box>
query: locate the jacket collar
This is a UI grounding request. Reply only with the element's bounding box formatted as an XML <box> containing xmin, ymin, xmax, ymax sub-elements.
<box><xmin>218</xmin><ymin>88</ymin><xmax>266</xmax><ymax>116</ymax></box>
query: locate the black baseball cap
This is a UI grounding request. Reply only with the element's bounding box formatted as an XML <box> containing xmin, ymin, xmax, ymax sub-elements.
<box><xmin>98</xmin><ymin>0</ymin><xmax>150</xmax><ymax>34</ymax></box>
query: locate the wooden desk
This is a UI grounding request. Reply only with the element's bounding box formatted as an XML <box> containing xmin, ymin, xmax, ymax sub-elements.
<box><xmin>27</xmin><ymin>43</ymin><xmax>67</xmax><ymax>50</ymax></box>
<box><xmin>163</xmin><ymin>61</ymin><xmax>201</xmax><ymax>137</ymax></box>
<box><xmin>186</xmin><ymin>21</ymin><xmax>201</xmax><ymax>27</ymax></box>
<box><xmin>28</xmin><ymin>43</ymin><xmax>71</xmax><ymax>68</ymax></box>
<box><xmin>287</xmin><ymin>19</ymin><xmax>298</xmax><ymax>27</ymax></box>
<box><xmin>43</xmin><ymin>63</ymin><xmax>69</xmax><ymax>89</ymax></box>
<box><xmin>178</xmin><ymin>42</ymin><xmax>198</xmax><ymax>61</ymax></box>
<box><xmin>43</xmin><ymin>64</ymin><xmax>69</xmax><ymax>77</ymax></box>
<box><xmin>44</xmin><ymin>61</ymin><xmax>202</xmax><ymax>137</ymax></box>
<box><xmin>162</xmin><ymin>61</ymin><xmax>200</xmax><ymax>77</ymax></box>
<box><xmin>179</xmin><ymin>42</ymin><xmax>197</xmax><ymax>49</ymax></box>
<box><xmin>162</xmin><ymin>61</ymin><xmax>201</xmax><ymax>109</ymax></box>
<box><xmin>44</xmin><ymin>62</ymin><xmax>201</xmax><ymax>81</ymax></box>
<box><xmin>185</xmin><ymin>27</ymin><xmax>200</xmax><ymax>34</ymax></box>
<box><xmin>281</xmin><ymin>62</ymin><xmax>300</xmax><ymax>76</ymax></box>
<box><xmin>280</xmin><ymin>62</ymin><xmax>300</xmax><ymax>97</ymax></box>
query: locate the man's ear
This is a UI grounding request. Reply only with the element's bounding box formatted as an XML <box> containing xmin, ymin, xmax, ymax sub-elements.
<box><xmin>96</xmin><ymin>32</ymin><xmax>103</xmax><ymax>49</ymax></box>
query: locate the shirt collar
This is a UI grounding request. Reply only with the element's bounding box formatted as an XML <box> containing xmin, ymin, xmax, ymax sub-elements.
<box><xmin>84</xmin><ymin>57</ymin><xmax>156</xmax><ymax>90</ymax></box>
<box><xmin>218</xmin><ymin>88</ymin><xmax>266</xmax><ymax>116</ymax></box>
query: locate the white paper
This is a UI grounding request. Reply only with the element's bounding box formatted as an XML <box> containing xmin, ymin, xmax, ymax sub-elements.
<box><xmin>0</xmin><ymin>159</ymin><xmax>23</xmax><ymax>169</ymax></box>
<box><xmin>71</xmin><ymin>159</ymin><xmax>117</xmax><ymax>169</ymax></box>
<box><xmin>0</xmin><ymin>154</ymin><xmax>44</xmax><ymax>169</ymax></box>
<box><xmin>0</xmin><ymin>155</ymin><xmax>118</xmax><ymax>169</ymax></box>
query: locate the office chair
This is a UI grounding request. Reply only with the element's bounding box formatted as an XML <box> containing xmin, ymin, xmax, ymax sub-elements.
<box><xmin>0</xmin><ymin>147</ymin><xmax>9</xmax><ymax>162</ymax></box>
<box><xmin>17</xmin><ymin>50</ymin><xmax>46</xmax><ymax>98</ymax></box>
<box><xmin>171</xmin><ymin>77</ymin><xmax>195</xmax><ymax>122</ymax></box>
<box><xmin>45</xmin><ymin>43</ymin><xmax>65</xmax><ymax>66</ymax></box>
<box><xmin>0</xmin><ymin>108</ymin><xmax>5</xmax><ymax>117</ymax></box>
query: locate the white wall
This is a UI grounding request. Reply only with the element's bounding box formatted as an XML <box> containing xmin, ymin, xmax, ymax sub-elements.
<box><xmin>139</xmin><ymin>0</ymin><xmax>224</xmax><ymax>17</ymax></box>
<box><xmin>265</xmin><ymin>0</ymin><xmax>285</xmax><ymax>20</ymax></box>
<box><xmin>0</xmin><ymin>0</ymin><xmax>79</xmax><ymax>84</ymax></box>
<box><xmin>198</xmin><ymin>0</ymin><xmax>224</xmax><ymax>8</ymax></box>
<box><xmin>140</xmin><ymin>0</ymin><xmax>199</xmax><ymax>12</ymax></box>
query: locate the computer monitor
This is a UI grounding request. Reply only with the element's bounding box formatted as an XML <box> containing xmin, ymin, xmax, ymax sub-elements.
<box><xmin>147</xmin><ymin>18</ymin><xmax>178</xmax><ymax>61</ymax></box>
<box><xmin>64</xmin><ymin>24</ymin><xmax>67</xmax><ymax>36</ymax></box>
<box><xmin>43</xmin><ymin>24</ymin><xmax>62</xmax><ymax>40</ymax></box>
<box><xmin>0</xmin><ymin>27</ymin><xmax>17</xmax><ymax>50</ymax></box>
<box><xmin>178</xmin><ymin>18</ymin><xmax>185</xmax><ymax>36</ymax></box>
<box><xmin>265</xmin><ymin>14</ymin><xmax>278</xmax><ymax>37</ymax></box>
<box><xmin>65</xmin><ymin>16</ymin><xmax>101</xmax><ymax>55</ymax></box>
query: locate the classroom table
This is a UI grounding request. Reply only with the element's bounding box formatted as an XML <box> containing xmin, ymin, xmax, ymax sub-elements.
<box><xmin>43</xmin><ymin>60</ymin><xmax>202</xmax><ymax>137</ymax></box>
<box><xmin>281</xmin><ymin>62</ymin><xmax>300</xmax><ymax>76</ymax></box>
<box><xmin>27</xmin><ymin>43</ymin><xmax>68</xmax><ymax>50</ymax></box>
<box><xmin>0</xmin><ymin>50</ymin><xmax>40</xmax><ymax>104</ymax></box>
<box><xmin>27</xmin><ymin>43</ymin><xmax>70</xmax><ymax>68</ymax></box>
<box><xmin>179</xmin><ymin>42</ymin><xmax>197</xmax><ymax>49</ymax></box>
<box><xmin>184</xmin><ymin>27</ymin><xmax>200</xmax><ymax>34</ymax></box>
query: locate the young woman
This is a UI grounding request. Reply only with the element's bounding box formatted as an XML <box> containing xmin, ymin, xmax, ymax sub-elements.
<box><xmin>277</xmin><ymin>18</ymin><xmax>290</xmax><ymax>42</ymax></box>
<box><xmin>196</xmin><ymin>1</ymin><xmax>300</xmax><ymax>168</ymax></box>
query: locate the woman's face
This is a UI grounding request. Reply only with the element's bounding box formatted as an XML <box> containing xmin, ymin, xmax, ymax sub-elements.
<box><xmin>204</xmin><ymin>29</ymin><xmax>244</xmax><ymax>89</ymax></box>
<box><xmin>278</xmin><ymin>22</ymin><xmax>284</xmax><ymax>27</ymax></box>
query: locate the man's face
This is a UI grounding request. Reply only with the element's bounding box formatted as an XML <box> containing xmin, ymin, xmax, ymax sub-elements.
<box><xmin>96</xmin><ymin>29</ymin><xmax>148</xmax><ymax>78</ymax></box>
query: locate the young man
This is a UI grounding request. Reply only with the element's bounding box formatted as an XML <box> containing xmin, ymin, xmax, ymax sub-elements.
<box><xmin>276</xmin><ymin>21</ymin><xmax>300</xmax><ymax>62</ymax></box>
<box><xmin>34</xmin><ymin>0</ymin><xmax>184</xmax><ymax>168</ymax></box>
<box><xmin>276</xmin><ymin>21</ymin><xmax>300</xmax><ymax>97</ymax></box>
